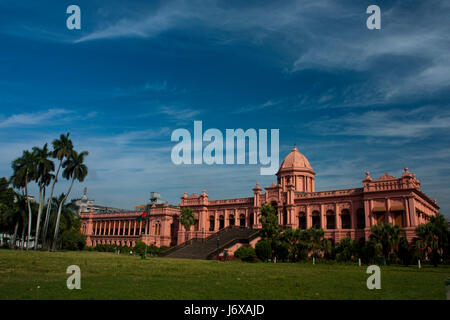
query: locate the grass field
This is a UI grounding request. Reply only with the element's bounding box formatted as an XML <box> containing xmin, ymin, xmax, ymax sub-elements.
<box><xmin>0</xmin><ymin>249</ymin><xmax>448</xmax><ymax>300</ymax></box>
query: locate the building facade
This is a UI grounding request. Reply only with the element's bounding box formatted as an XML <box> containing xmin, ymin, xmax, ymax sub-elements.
<box><xmin>80</xmin><ymin>145</ymin><xmax>440</xmax><ymax>248</ymax></box>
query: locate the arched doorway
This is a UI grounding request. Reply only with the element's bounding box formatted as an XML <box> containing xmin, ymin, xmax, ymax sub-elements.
<box><xmin>219</xmin><ymin>215</ymin><xmax>225</xmax><ymax>229</ymax></box>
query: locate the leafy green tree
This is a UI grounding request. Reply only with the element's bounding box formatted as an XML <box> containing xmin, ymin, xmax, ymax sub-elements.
<box><xmin>370</xmin><ymin>222</ymin><xmax>402</xmax><ymax>264</ymax></box>
<box><xmin>52</xmin><ymin>150</ymin><xmax>88</xmax><ymax>251</ymax></box>
<box><xmin>255</xmin><ymin>239</ymin><xmax>272</xmax><ymax>262</ymax></box>
<box><xmin>429</xmin><ymin>213</ymin><xmax>449</xmax><ymax>261</ymax></box>
<box><xmin>296</xmin><ymin>230</ymin><xmax>312</xmax><ymax>261</ymax></box>
<box><xmin>273</xmin><ymin>240</ymin><xmax>290</xmax><ymax>261</ymax></box>
<box><xmin>180</xmin><ymin>207</ymin><xmax>195</xmax><ymax>242</ymax></box>
<box><xmin>60</xmin><ymin>229</ymin><xmax>86</xmax><ymax>250</ymax></box>
<box><xmin>361</xmin><ymin>239</ymin><xmax>383</xmax><ymax>264</ymax></box>
<box><xmin>322</xmin><ymin>239</ymin><xmax>335</xmax><ymax>260</ymax></box>
<box><xmin>0</xmin><ymin>178</ymin><xmax>17</xmax><ymax>246</ymax></box>
<box><xmin>42</xmin><ymin>133</ymin><xmax>73</xmax><ymax>248</ymax></box>
<box><xmin>307</xmin><ymin>228</ymin><xmax>325</xmax><ymax>259</ymax></box>
<box><xmin>259</xmin><ymin>204</ymin><xmax>281</xmax><ymax>245</ymax></box>
<box><xmin>279</xmin><ymin>228</ymin><xmax>301</xmax><ymax>261</ymax></box>
<box><xmin>134</xmin><ymin>241</ymin><xmax>147</xmax><ymax>256</ymax></box>
<box><xmin>397</xmin><ymin>237</ymin><xmax>413</xmax><ymax>265</ymax></box>
<box><xmin>414</xmin><ymin>214</ymin><xmax>449</xmax><ymax>266</ymax></box>
<box><xmin>336</xmin><ymin>237</ymin><xmax>356</xmax><ymax>262</ymax></box>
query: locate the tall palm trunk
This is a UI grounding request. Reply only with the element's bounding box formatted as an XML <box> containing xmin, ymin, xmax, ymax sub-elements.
<box><xmin>51</xmin><ymin>177</ymin><xmax>75</xmax><ymax>251</ymax></box>
<box><xmin>20</xmin><ymin>224</ymin><xmax>25</xmax><ymax>250</ymax></box>
<box><xmin>34</xmin><ymin>186</ymin><xmax>44</xmax><ymax>250</ymax></box>
<box><xmin>42</xmin><ymin>160</ymin><xmax>62</xmax><ymax>248</ymax></box>
<box><xmin>25</xmin><ymin>175</ymin><xmax>32</xmax><ymax>251</ymax></box>
<box><xmin>10</xmin><ymin>221</ymin><xmax>19</xmax><ymax>249</ymax></box>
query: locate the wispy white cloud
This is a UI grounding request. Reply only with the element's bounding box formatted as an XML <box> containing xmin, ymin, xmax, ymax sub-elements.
<box><xmin>74</xmin><ymin>1</ymin><xmax>450</xmax><ymax>104</ymax></box>
<box><xmin>0</xmin><ymin>109</ymin><xmax>73</xmax><ymax>128</ymax></box>
<box><xmin>309</xmin><ymin>106</ymin><xmax>450</xmax><ymax>138</ymax></box>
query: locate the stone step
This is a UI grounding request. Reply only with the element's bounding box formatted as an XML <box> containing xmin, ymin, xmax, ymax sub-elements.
<box><xmin>163</xmin><ymin>227</ymin><xmax>259</xmax><ymax>260</ymax></box>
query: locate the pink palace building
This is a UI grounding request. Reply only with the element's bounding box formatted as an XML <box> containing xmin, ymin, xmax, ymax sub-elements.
<box><xmin>80</xmin><ymin>145</ymin><xmax>440</xmax><ymax>250</ymax></box>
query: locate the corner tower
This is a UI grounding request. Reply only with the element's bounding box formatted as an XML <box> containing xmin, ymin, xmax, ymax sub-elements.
<box><xmin>276</xmin><ymin>145</ymin><xmax>315</xmax><ymax>193</ymax></box>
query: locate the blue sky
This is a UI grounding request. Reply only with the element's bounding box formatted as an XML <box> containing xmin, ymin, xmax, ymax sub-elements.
<box><xmin>0</xmin><ymin>0</ymin><xmax>449</xmax><ymax>216</ymax></box>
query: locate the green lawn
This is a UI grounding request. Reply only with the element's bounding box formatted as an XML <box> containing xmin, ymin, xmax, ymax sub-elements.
<box><xmin>0</xmin><ymin>249</ymin><xmax>448</xmax><ymax>300</ymax></box>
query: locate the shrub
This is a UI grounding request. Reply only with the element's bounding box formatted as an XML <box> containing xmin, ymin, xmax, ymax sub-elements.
<box><xmin>134</xmin><ymin>241</ymin><xmax>147</xmax><ymax>256</ymax></box>
<box><xmin>255</xmin><ymin>240</ymin><xmax>272</xmax><ymax>262</ymax></box>
<box><xmin>273</xmin><ymin>241</ymin><xmax>289</xmax><ymax>261</ymax></box>
<box><xmin>336</xmin><ymin>238</ymin><xmax>355</xmax><ymax>262</ymax></box>
<box><xmin>234</xmin><ymin>246</ymin><xmax>257</xmax><ymax>262</ymax></box>
<box><xmin>60</xmin><ymin>229</ymin><xmax>86</xmax><ymax>251</ymax></box>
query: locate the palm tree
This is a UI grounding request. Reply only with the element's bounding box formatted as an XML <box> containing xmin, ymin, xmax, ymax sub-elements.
<box><xmin>429</xmin><ymin>213</ymin><xmax>449</xmax><ymax>259</ymax></box>
<box><xmin>370</xmin><ymin>222</ymin><xmax>402</xmax><ymax>264</ymax></box>
<box><xmin>42</xmin><ymin>133</ymin><xmax>73</xmax><ymax>248</ymax></box>
<box><xmin>279</xmin><ymin>228</ymin><xmax>301</xmax><ymax>261</ymax></box>
<box><xmin>52</xmin><ymin>150</ymin><xmax>88</xmax><ymax>251</ymax></box>
<box><xmin>414</xmin><ymin>216</ymin><xmax>448</xmax><ymax>267</ymax></box>
<box><xmin>307</xmin><ymin>228</ymin><xmax>325</xmax><ymax>258</ymax></box>
<box><xmin>9</xmin><ymin>194</ymin><xmax>28</xmax><ymax>249</ymax></box>
<box><xmin>180</xmin><ymin>207</ymin><xmax>195</xmax><ymax>242</ymax></box>
<box><xmin>10</xmin><ymin>150</ymin><xmax>37</xmax><ymax>250</ymax></box>
<box><xmin>32</xmin><ymin>144</ymin><xmax>55</xmax><ymax>250</ymax></box>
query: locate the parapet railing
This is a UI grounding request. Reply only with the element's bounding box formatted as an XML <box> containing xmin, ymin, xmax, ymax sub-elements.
<box><xmin>295</xmin><ymin>188</ymin><xmax>363</xmax><ymax>199</ymax></box>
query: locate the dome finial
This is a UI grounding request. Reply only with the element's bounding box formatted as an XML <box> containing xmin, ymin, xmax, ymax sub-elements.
<box><xmin>293</xmin><ymin>144</ymin><xmax>297</xmax><ymax>151</ymax></box>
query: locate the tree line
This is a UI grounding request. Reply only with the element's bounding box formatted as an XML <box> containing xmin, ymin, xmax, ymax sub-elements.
<box><xmin>0</xmin><ymin>133</ymin><xmax>88</xmax><ymax>251</ymax></box>
<box><xmin>248</xmin><ymin>204</ymin><xmax>449</xmax><ymax>265</ymax></box>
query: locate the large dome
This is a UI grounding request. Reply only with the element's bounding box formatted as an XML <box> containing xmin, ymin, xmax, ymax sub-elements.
<box><xmin>278</xmin><ymin>145</ymin><xmax>313</xmax><ymax>172</ymax></box>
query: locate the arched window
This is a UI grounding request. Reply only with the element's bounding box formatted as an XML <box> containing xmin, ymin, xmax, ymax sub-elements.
<box><xmin>341</xmin><ymin>209</ymin><xmax>351</xmax><ymax>229</ymax></box>
<box><xmin>239</xmin><ymin>214</ymin><xmax>246</xmax><ymax>227</ymax></box>
<box><xmin>298</xmin><ymin>212</ymin><xmax>306</xmax><ymax>230</ymax></box>
<box><xmin>312</xmin><ymin>210</ymin><xmax>320</xmax><ymax>228</ymax></box>
<box><xmin>249</xmin><ymin>213</ymin><xmax>254</xmax><ymax>227</ymax></box>
<box><xmin>283</xmin><ymin>208</ymin><xmax>288</xmax><ymax>225</ymax></box>
<box><xmin>229</xmin><ymin>214</ymin><xmax>235</xmax><ymax>226</ymax></box>
<box><xmin>326</xmin><ymin>210</ymin><xmax>336</xmax><ymax>229</ymax></box>
<box><xmin>194</xmin><ymin>213</ymin><xmax>199</xmax><ymax>231</ymax></box>
<box><xmin>154</xmin><ymin>222</ymin><xmax>161</xmax><ymax>235</ymax></box>
<box><xmin>209</xmin><ymin>216</ymin><xmax>215</xmax><ymax>231</ymax></box>
<box><xmin>219</xmin><ymin>215</ymin><xmax>225</xmax><ymax>229</ymax></box>
<box><xmin>357</xmin><ymin>208</ymin><xmax>365</xmax><ymax>229</ymax></box>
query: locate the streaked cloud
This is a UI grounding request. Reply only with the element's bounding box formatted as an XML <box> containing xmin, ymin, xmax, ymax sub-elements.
<box><xmin>0</xmin><ymin>109</ymin><xmax>72</xmax><ymax>128</ymax></box>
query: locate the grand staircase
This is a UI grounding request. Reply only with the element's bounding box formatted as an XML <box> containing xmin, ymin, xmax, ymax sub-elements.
<box><xmin>160</xmin><ymin>226</ymin><xmax>260</xmax><ymax>260</ymax></box>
